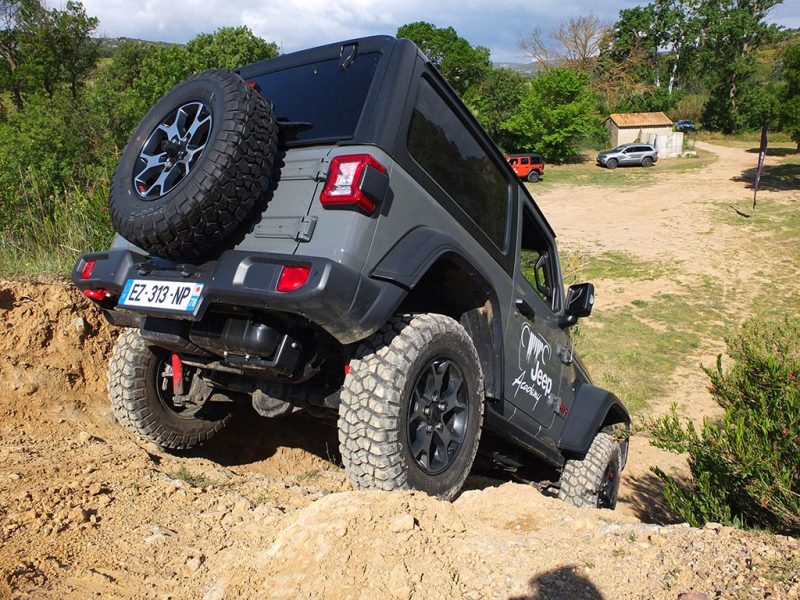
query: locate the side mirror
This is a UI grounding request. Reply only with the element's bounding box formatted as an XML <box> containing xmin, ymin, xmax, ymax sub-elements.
<box><xmin>559</xmin><ymin>283</ymin><xmax>594</xmax><ymax>328</ymax></box>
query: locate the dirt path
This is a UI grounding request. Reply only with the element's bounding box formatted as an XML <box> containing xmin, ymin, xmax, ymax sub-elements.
<box><xmin>535</xmin><ymin>141</ymin><xmax>799</xmax><ymax>522</ymax></box>
<box><xmin>1</xmin><ymin>144</ymin><xmax>798</xmax><ymax>599</ymax></box>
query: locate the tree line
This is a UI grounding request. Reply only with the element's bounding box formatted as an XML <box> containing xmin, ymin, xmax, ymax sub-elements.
<box><xmin>0</xmin><ymin>0</ymin><xmax>798</xmax><ymax>272</ymax></box>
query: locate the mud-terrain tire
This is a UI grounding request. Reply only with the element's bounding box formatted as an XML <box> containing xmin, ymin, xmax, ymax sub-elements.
<box><xmin>338</xmin><ymin>314</ymin><xmax>484</xmax><ymax>500</ymax></box>
<box><xmin>558</xmin><ymin>431</ymin><xmax>621</xmax><ymax>509</ymax></box>
<box><xmin>108</xmin><ymin>329</ymin><xmax>233</xmax><ymax>449</ymax></box>
<box><xmin>527</xmin><ymin>170</ymin><xmax>540</xmax><ymax>183</ymax></box>
<box><xmin>606</xmin><ymin>158</ymin><xmax>618</xmax><ymax>169</ymax></box>
<box><xmin>109</xmin><ymin>69</ymin><xmax>278</xmax><ymax>260</ymax></box>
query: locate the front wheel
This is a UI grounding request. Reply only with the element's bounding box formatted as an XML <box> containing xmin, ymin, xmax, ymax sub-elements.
<box><xmin>606</xmin><ymin>158</ymin><xmax>618</xmax><ymax>169</ymax></box>
<box><xmin>641</xmin><ymin>157</ymin><xmax>653</xmax><ymax>167</ymax></box>
<box><xmin>558</xmin><ymin>432</ymin><xmax>622</xmax><ymax>509</ymax></box>
<box><xmin>338</xmin><ymin>314</ymin><xmax>484</xmax><ymax>500</ymax></box>
<box><xmin>527</xmin><ymin>170</ymin><xmax>540</xmax><ymax>183</ymax></box>
<box><xmin>108</xmin><ymin>329</ymin><xmax>233</xmax><ymax>449</ymax></box>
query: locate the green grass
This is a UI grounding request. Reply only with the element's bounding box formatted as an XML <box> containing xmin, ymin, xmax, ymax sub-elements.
<box><xmin>0</xmin><ymin>174</ymin><xmax>113</xmax><ymax>277</ymax></box>
<box><xmin>714</xmin><ymin>199</ymin><xmax>800</xmax><ymax>321</ymax></box>
<box><xmin>695</xmin><ymin>130</ymin><xmax>795</xmax><ymax>149</ymax></box>
<box><xmin>572</xmin><ymin>250</ymin><xmax>672</xmax><ymax>282</ymax></box>
<box><xmin>578</xmin><ymin>283</ymin><xmax>727</xmax><ymax>415</ymax></box>
<box><xmin>533</xmin><ymin>149</ymin><xmax>716</xmax><ymax>189</ymax></box>
<box><xmin>170</xmin><ymin>465</ymin><xmax>213</xmax><ymax>488</ymax></box>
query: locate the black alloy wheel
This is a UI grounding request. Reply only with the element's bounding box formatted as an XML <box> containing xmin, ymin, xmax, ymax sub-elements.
<box><xmin>406</xmin><ymin>358</ymin><xmax>469</xmax><ymax>475</ymax></box>
<box><xmin>597</xmin><ymin>462</ymin><xmax>619</xmax><ymax>509</ymax></box>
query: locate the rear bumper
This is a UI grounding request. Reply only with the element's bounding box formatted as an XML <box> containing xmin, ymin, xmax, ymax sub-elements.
<box><xmin>72</xmin><ymin>248</ymin><xmax>405</xmax><ymax>345</ymax></box>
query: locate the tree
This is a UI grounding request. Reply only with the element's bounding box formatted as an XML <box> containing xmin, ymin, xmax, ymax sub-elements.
<box><xmin>0</xmin><ymin>0</ymin><xmax>42</xmax><ymax>110</ymax></box>
<box><xmin>660</xmin><ymin>0</ymin><xmax>703</xmax><ymax>94</ymax></box>
<box><xmin>397</xmin><ymin>22</ymin><xmax>491</xmax><ymax>98</ymax></box>
<box><xmin>0</xmin><ymin>0</ymin><xmax>98</xmax><ymax>106</ymax></box>
<box><xmin>186</xmin><ymin>26</ymin><xmax>279</xmax><ymax>71</ymax></box>
<box><xmin>471</xmin><ymin>68</ymin><xmax>526</xmax><ymax>150</ymax></box>
<box><xmin>127</xmin><ymin>27</ymin><xmax>278</xmax><ymax>123</ymax></box>
<box><xmin>699</xmin><ymin>0</ymin><xmax>784</xmax><ymax>132</ymax></box>
<box><xmin>607</xmin><ymin>5</ymin><xmax>659</xmax><ymax>86</ymax></box>
<box><xmin>607</xmin><ymin>1</ymin><xmax>702</xmax><ymax>94</ymax></box>
<box><xmin>50</xmin><ymin>1</ymin><xmax>99</xmax><ymax>98</ymax></box>
<box><xmin>501</xmin><ymin>68</ymin><xmax>601</xmax><ymax>163</ymax></box>
<box><xmin>781</xmin><ymin>42</ymin><xmax>800</xmax><ymax>151</ymax></box>
<box><xmin>520</xmin><ymin>14</ymin><xmax>608</xmax><ymax>73</ymax></box>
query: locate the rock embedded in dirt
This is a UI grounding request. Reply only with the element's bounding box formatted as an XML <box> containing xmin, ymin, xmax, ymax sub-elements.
<box><xmin>388</xmin><ymin>513</ymin><xmax>416</xmax><ymax>533</ymax></box>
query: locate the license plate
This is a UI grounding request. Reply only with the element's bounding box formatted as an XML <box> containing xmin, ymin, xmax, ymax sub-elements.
<box><xmin>119</xmin><ymin>279</ymin><xmax>203</xmax><ymax>313</ymax></box>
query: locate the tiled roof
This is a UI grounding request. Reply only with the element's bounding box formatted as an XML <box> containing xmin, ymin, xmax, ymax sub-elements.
<box><xmin>606</xmin><ymin>112</ymin><xmax>674</xmax><ymax>127</ymax></box>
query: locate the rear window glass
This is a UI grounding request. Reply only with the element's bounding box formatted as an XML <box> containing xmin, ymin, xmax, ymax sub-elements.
<box><xmin>250</xmin><ymin>52</ymin><xmax>380</xmax><ymax>143</ymax></box>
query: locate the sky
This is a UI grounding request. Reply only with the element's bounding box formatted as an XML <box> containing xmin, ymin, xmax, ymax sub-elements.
<box><xmin>56</xmin><ymin>0</ymin><xmax>800</xmax><ymax>63</ymax></box>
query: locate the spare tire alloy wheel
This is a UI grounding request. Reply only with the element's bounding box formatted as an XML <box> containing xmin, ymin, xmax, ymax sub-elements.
<box><xmin>109</xmin><ymin>69</ymin><xmax>279</xmax><ymax>260</ymax></box>
<box><xmin>134</xmin><ymin>102</ymin><xmax>213</xmax><ymax>200</ymax></box>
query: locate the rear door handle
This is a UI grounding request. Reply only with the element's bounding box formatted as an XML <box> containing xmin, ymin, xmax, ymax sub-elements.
<box><xmin>515</xmin><ymin>298</ymin><xmax>536</xmax><ymax>320</ymax></box>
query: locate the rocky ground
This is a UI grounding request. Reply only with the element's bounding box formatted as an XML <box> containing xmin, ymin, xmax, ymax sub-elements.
<box><xmin>1</xmin><ymin>143</ymin><xmax>799</xmax><ymax>599</ymax></box>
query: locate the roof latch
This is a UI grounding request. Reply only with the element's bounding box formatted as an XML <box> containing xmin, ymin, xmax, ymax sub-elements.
<box><xmin>339</xmin><ymin>43</ymin><xmax>358</xmax><ymax>71</ymax></box>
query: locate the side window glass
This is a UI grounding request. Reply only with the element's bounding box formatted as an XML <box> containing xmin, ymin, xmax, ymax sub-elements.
<box><xmin>519</xmin><ymin>208</ymin><xmax>560</xmax><ymax>312</ymax></box>
<box><xmin>521</xmin><ymin>157</ymin><xmax>529</xmax><ymax>165</ymax></box>
<box><xmin>407</xmin><ymin>78</ymin><xmax>509</xmax><ymax>249</ymax></box>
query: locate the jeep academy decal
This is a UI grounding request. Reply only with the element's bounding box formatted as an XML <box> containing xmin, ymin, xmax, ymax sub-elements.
<box><xmin>512</xmin><ymin>323</ymin><xmax>553</xmax><ymax>401</ymax></box>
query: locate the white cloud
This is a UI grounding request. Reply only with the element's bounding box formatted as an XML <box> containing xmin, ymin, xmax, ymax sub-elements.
<box><xmin>51</xmin><ymin>0</ymin><xmax>800</xmax><ymax>64</ymax></box>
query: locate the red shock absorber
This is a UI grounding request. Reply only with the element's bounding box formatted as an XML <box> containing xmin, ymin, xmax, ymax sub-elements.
<box><xmin>171</xmin><ymin>353</ymin><xmax>184</xmax><ymax>396</ymax></box>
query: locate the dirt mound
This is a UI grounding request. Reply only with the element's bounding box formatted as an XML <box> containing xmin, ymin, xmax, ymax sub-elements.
<box><xmin>1</xmin><ymin>277</ymin><xmax>798</xmax><ymax>599</ymax></box>
<box><xmin>0</xmin><ymin>280</ymin><xmax>115</xmax><ymax>406</ymax></box>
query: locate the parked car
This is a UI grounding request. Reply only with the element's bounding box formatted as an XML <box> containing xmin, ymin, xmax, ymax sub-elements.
<box><xmin>73</xmin><ymin>35</ymin><xmax>629</xmax><ymax>506</ymax></box>
<box><xmin>675</xmin><ymin>119</ymin><xmax>696</xmax><ymax>133</ymax></box>
<box><xmin>596</xmin><ymin>143</ymin><xmax>658</xmax><ymax>169</ymax></box>
<box><xmin>505</xmin><ymin>153</ymin><xmax>544</xmax><ymax>183</ymax></box>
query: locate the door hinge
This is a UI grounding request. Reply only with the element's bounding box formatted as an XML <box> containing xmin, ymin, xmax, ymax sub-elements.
<box><xmin>254</xmin><ymin>216</ymin><xmax>317</xmax><ymax>242</ymax></box>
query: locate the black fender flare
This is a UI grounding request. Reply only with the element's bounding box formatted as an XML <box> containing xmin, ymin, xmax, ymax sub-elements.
<box><xmin>371</xmin><ymin>226</ymin><xmax>503</xmax><ymax>400</ymax></box>
<box><xmin>557</xmin><ymin>382</ymin><xmax>630</xmax><ymax>459</ymax></box>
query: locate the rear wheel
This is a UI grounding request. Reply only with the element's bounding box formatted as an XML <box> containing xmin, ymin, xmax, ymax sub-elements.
<box><xmin>338</xmin><ymin>314</ymin><xmax>484</xmax><ymax>500</ymax></box>
<box><xmin>558</xmin><ymin>432</ymin><xmax>621</xmax><ymax>509</ymax></box>
<box><xmin>108</xmin><ymin>329</ymin><xmax>233</xmax><ymax>449</ymax></box>
<box><xmin>641</xmin><ymin>157</ymin><xmax>653</xmax><ymax>167</ymax></box>
<box><xmin>527</xmin><ymin>170</ymin><xmax>540</xmax><ymax>183</ymax></box>
<box><xmin>606</xmin><ymin>158</ymin><xmax>618</xmax><ymax>169</ymax></box>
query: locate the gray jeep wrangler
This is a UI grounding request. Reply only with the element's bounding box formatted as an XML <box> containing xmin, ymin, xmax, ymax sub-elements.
<box><xmin>73</xmin><ymin>35</ymin><xmax>629</xmax><ymax>506</ymax></box>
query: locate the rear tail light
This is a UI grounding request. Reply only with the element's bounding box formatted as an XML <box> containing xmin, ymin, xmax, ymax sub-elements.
<box><xmin>320</xmin><ymin>154</ymin><xmax>387</xmax><ymax>215</ymax></box>
<box><xmin>80</xmin><ymin>259</ymin><xmax>96</xmax><ymax>280</ymax></box>
<box><xmin>276</xmin><ymin>265</ymin><xmax>311</xmax><ymax>293</ymax></box>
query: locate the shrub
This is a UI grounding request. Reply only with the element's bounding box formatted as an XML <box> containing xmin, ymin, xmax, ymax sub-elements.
<box><xmin>649</xmin><ymin>317</ymin><xmax>800</xmax><ymax>534</ymax></box>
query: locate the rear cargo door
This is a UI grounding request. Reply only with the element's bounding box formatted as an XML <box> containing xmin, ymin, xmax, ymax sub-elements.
<box><xmin>233</xmin><ymin>146</ymin><xmax>327</xmax><ymax>255</ymax></box>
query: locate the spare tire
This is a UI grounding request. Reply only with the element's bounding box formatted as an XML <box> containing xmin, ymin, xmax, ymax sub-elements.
<box><xmin>109</xmin><ymin>69</ymin><xmax>278</xmax><ymax>260</ymax></box>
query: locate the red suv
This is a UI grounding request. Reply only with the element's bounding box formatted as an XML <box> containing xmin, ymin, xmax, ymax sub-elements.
<box><xmin>505</xmin><ymin>153</ymin><xmax>544</xmax><ymax>183</ymax></box>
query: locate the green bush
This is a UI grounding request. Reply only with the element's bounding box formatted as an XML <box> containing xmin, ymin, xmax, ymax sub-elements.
<box><xmin>650</xmin><ymin>317</ymin><xmax>800</xmax><ymax>533</ymax></box>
